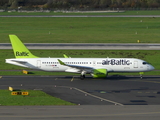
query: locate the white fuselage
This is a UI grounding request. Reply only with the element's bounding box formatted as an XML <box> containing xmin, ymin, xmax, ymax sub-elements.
<box><xmin>5</xmin><ymin>58</ymin><xmax>154</xmax><ymax>74</ymax></box>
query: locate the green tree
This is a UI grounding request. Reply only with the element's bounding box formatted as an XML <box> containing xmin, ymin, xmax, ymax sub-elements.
<box><xmin>147</xmin><ymin>0</ymin><xmax>160</xmax><ymax>8</ymax></box>
<box><xmin>98</xmin><ymin>0</ymin><xmax>111</xmax><ymax>8</ymax></box>
<box><xmin>9</xmin><ymin>0</ymin><xmax>18</xmax><ymax>9</ymax></box>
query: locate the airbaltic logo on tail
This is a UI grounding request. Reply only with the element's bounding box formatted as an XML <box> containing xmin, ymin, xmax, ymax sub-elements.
<box><xmin>16</xmin><ymin>51</ymin><xmax>29</xmax><ymax>56</ymax></box>
<box><xmin>102</xmin><ymin>59</ymin><xmax>131</xmax><ymax>65</ymax></box>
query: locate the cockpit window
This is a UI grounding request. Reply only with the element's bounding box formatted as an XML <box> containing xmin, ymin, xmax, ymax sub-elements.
<box><xmin>142</xmin><ymin>62</ymin><xmax>149</xmax><ymax>65</ymax></box>
<box><xmin>143</xmin><ymin>62</ymin><xmax>147</xmax><ymax>65</ymax></box>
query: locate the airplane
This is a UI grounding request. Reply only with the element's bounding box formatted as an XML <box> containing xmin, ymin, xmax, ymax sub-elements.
<box><xmin>6</xmin><ymin>35</ymin><xmax>154</xmax><ymax>79</ymax></box>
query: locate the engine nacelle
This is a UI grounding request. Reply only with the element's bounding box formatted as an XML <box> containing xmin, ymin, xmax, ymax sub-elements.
<box><xmin>91</xmin><ymin>69</ymin><xmax>107</xmax><ymax>78</ymax></box>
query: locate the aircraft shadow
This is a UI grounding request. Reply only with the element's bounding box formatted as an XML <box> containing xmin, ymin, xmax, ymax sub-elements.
<box><xmin>64</xmin><ymin>75</ymin><xmax>160</xmax><ymax>80</ymax></box>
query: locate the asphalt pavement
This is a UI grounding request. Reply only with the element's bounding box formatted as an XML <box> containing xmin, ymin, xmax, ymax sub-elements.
<box><xmin>0</xmin><ymin>75</ymin><xmax>160</xmax><ymax>120</ymax></box>
<box><xmin>1</xmin><ymin>43</ymin><xmax>160</xmax><ymax>50</ymax></box>
<box><xmin>1</xmin><ymin>75</ymin><xmax>160</xmax><ymax>105</ymax></box>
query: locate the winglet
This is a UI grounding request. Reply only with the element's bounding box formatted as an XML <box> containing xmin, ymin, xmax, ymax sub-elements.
<box><xmin>63</xmin><ymin>54</ymin><xmax>69</xmax><ymax>58</ymax></box>
<box><xmin>58</xmin><ymin>59</ymin><xmax>66</xmax><ymax>65</ymax></box>
<box><xmin>9</xmin><ymin>35</ymin><xmax>38</xmax><ymax>58</ymax></box>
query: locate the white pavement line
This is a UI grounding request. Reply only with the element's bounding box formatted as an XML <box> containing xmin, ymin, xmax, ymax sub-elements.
<box><xmin>56</xmin><ymin>85</ymin><xmax>123</xmax><ymax>106</ymax></box>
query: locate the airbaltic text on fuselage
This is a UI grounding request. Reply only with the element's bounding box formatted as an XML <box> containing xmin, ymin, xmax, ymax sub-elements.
<box><xmin>102</xmin><ymin>59</ymin><xmax>131</xmax><ymax>65</ymax></box>
<box><xmin>16</xmin><ymin>51</ymin><xmax>29</xmax><ymax>56</ymax></box>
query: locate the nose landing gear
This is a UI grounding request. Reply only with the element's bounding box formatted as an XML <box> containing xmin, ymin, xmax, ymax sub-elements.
<box><xmin>139</xmin><ymin>72</ymin><xmax>144</xmax><ymax>79</ymax></box>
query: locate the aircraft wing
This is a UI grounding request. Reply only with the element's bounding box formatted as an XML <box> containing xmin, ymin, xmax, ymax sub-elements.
<box><xmin>58</xmin><ymin>59</ymin><xmax>93</xmax><ymax>70</ymax></box>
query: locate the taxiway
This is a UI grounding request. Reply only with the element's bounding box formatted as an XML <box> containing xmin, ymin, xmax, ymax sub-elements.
<box><xmin>0</xmin><ymin>75</ymin><xmax>160</xmax><ymax>120</ymax></box>
<box><xmin>1</xmin><ymin>43</ymin><xmax>160</xmax><ymax>50</ymax></box>
<box><xmin>1</xmin><ymin>75</ymin><xmax>160</xmax><ymax>105</ymax></box>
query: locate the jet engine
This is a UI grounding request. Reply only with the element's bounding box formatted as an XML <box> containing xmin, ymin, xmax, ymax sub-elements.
<box><xmin>91</xmin><ymin>69</ymin><xmax>107</xmax><ymax>78</ymax></box>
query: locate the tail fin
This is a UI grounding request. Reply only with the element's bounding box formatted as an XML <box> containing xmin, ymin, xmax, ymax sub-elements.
<box><xmin>9</xmin><ymin>35</ymin><xmax>38</xmax><ymax>58</ymax></box>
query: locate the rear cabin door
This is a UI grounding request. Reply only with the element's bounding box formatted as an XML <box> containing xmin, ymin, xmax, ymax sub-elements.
<box><xmin>37</xmin><ymin>60</ymin><xmax>41</xmax><ymax>68</ymax></box>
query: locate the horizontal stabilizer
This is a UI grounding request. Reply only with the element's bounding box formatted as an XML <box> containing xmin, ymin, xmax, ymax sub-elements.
<box><xmin>11</xmin><ymin>60</ymin><xmax>27</xmax><ymax>64</ymax></box>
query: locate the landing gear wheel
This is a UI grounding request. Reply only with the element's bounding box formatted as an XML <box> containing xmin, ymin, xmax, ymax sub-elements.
<box><xmin>80</xmin><ymin>75</ymin><xmax>85</xmax><ymax>80</ymax></box>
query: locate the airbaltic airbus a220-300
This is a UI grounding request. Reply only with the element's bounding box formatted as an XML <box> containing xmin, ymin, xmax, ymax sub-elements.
<box><xmin>6</xmin><ymin>35</ymin><xmax>154</xmax><ymax>79</ymax></box>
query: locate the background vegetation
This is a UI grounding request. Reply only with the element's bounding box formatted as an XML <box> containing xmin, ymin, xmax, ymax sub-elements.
<box><xmin>0</xmin><ymin>0</ymin><xmax>160</xmax><ymax>9</ymax></box>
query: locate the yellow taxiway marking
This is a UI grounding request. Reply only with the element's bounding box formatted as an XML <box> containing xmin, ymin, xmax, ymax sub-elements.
<box><xmin>138</xmin><ymin>92</ymin><xmax>142</xmax><ymax>93</ymax></box>
<box><xmin>146</xmin><ymin>92</ymin><xmax>151</xmax><ymax>93</ymax></box>
<box><xmin>121</xmin><ymin>79</ymin><xmax>160</xmax><ymax>84</ymax></box>
<box><xmin>137</xmin><ymin>91</ymin><xmax>157</xmax><ymax>94</ymax></box>
<box><xmin>143</xmin><ymin>80</ymin><xmax>160</xmax><ymax>84</ymax></box>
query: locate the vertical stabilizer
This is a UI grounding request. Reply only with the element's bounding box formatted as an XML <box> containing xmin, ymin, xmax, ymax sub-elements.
<box><xmin>9</xmin><ymin>35</ymin><xmax>38</xmax><ymax>58</ymax></box>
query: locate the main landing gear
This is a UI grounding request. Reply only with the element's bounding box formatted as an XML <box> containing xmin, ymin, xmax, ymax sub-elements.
<box><xmin>80</xmin><ymin>75</ymin><xmax>85</xmax><ymax>80</ymax></box>
<box><xmin>80</xmin><ymin>71</ymin><xmax>86</xmax><ymax>80</ymax></box>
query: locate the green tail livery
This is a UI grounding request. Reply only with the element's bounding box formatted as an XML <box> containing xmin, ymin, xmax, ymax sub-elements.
<box><xmin>9</xmin><ymin>35</ymin><xmax>38</xmax><ymax>58</ymax></box>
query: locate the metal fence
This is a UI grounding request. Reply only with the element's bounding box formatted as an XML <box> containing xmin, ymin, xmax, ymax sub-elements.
<box><xmin>0</xmin><ymin>7</ymin><xmax>160</xmax><ymax>13</ymax></box>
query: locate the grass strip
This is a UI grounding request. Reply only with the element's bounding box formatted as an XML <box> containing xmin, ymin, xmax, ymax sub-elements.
<box><xmin>0</xmin><ymin>17</ymin><xmax>160</xmax><ymax>43</ymax></box>
<box><xmin>0</xmin><ymin>90</ymin><xmax>75</xmax><ymax>106</ymax></box>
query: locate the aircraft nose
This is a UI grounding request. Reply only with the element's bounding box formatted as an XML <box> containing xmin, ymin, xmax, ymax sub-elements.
<box><xmin>150</xmin><ymin>65</ymin><xmax>155</xmax><ymax>70</ymax></box>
